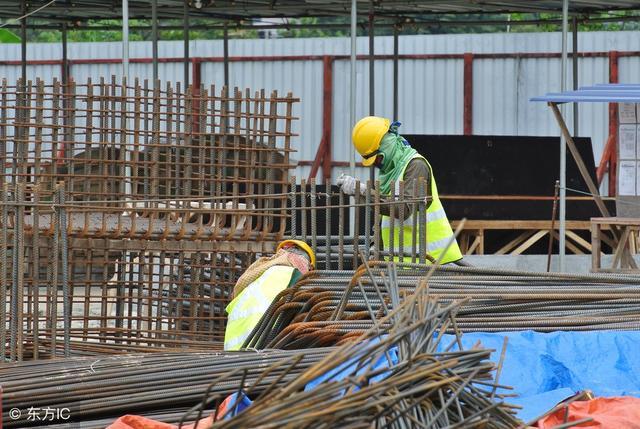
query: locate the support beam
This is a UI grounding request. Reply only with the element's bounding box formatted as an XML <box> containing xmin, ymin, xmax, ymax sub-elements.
<box><xmin>550</xmin><ymin>102</ymin><xmax>611</xmax><ymax>219</ymax></box>
<box><xmin>463</xmin><ymin>53</ymin><xmax>474</xmax><ymax>135</ymax></box>
<box><xmin>558</xmin><ymin>0</ymin><xmax>568</xmax><ymax>271</ymax></box>
<box><xmin>393</xmin><ymin>24</ymin><xmax>399</xmax><ymax>122</ymax></box>
<box><xmin>368</xmin><ymin>7</ymin><xmax>375</xmax><ymax>185</ymax></box>
<box><xmin>20</xmin><ymin>0</ymin><xmax>26</xmax><ymax>81</ymax></box>
<box><xmin>223</xmin><ymin>24</ymin><xmax>230</xmax><ymax>89</ymax></box>
<box><xmin>322</xmin><ymin>56</ymin><xmax>333</xmax><ymax>183</ymax></box>
<box><xmin>608</xmin><ymin>50</ymin><xmax>619</xmax><ymax>197</ymax></box>
<box><xmin>122</xmin><ymin>0</ymin><xmax>129</xmax><ymax>80</ymax></box>
<box><xmin>183</xmin><ymin>1</ymin><xmax>190</xmax><ymax>88</ymax></box>
<box><xmin>572</xmin><ymin>16</ymin><xmax>579</xmax><ymax>136</ymax></box>
<box><xmin>151</xmin><ymin>0</ymin><xmax>159</xmax><ymax>83</ymax></box>
<box><xmin>61</xmin><ymin>23</ymin><xmax>68</xmax><ymax>85</ymax></box>
<box><xmin>309</xmin><ymin>56</ymin><xmax>334</xmax><ymax>183</ymax></box>
<box><xmin>349</xmin><ymin>0</ymin><xmax>357</xmax><ymax>178</ymax></box>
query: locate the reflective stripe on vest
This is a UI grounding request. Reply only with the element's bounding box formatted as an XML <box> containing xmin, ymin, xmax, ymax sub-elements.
<box><xmin>224</xmin><ymin>265</ymin><xmax>295</xmax><ymax>351</ymax></box>
<box><xmin>380</xmin><ymin>154</ymin><xmax>462</xmax><ymax>264</ymax></box>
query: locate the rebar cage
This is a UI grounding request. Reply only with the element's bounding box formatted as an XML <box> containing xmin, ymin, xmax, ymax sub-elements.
<box><xmin>1</xmin><ymin>77</ymin><xmax>297</xmax><ymax>360</ymax></box>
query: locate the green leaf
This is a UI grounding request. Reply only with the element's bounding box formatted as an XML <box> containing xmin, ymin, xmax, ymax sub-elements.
<box><xmin>0</xmin><ymin>28</ymin><xmax>20</xmax><ymax>43</ymax></box>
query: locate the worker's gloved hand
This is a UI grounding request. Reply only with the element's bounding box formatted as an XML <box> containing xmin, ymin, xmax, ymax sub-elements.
<box><xmin>337</xmin><ymin>174</ymin><xmax>367</xmax><ymax>196</ymax></box>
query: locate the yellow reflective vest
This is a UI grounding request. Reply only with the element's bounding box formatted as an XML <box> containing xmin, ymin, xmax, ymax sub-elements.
<box><xmin>381</xmin><ymin>154</ymin><xmax>462</xmax><ymax>264</ymax></box>
<box><xmin>224</xmin><ymin>265</ymin><xmax>297</xmax><ymax>351</ymax></box>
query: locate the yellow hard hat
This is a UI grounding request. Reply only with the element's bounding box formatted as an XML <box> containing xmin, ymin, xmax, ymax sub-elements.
<box><xmin>277</xmin><ymin>239</ymin><xmax>316</xmax><ymax>268</ymax></box>
<box><xmin>352</xmin><ymin>116</ymin><xmax>391</xmax><ymax>167</ymax></box>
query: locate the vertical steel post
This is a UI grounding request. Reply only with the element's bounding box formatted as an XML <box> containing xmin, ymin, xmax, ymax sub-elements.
<box><xmin>393</xmin><ymin>24</ymin><xmax>399</xmax><ymax>122</ymax></box>
<box><xmin>183</xmin><ymin>0</ymin><xmax>190</xmax><ymax>88</ymax></box>
<box><xmin>122</xmin><ymin>0</ymin><xmax>129</xmax><ymax>80</ymax></box>
<box><xmin>349</xmin><ymin>0</ymin><xmax>357</xmax><ymax>178</ymax></box>
<box><xmin>152</xmin><ymin>0</ymin><xmax>159</xmax><ymax>82</ymax></box>
<box><xmin>559</xmin><ymin>0</ymin><xmax>569</xmax><ymax>271</ymax></box>
<box><xmin>224</xmin><ymin>23</ymin><xmax>230</xmax><ymax>89</ymax></box>
<box><xmin>368</xmin><ymin>10</ymin><xmax>374</xmax><ymax>116</ymax></box>
<box><xmin>463</xmin><ymin>53</ymin><xmax>474</xmax><ymax>135</ymax></box>
<box><xmin>572</xmin><ymin>16</ymin><xmax>579</xmax><ymax>136</ymax></box>
<box><xmin>368</xmin><ymin>8</ymin><xmax>375</xmax><ymax>185</ymax></box>
<box><xmin>20</xmin><ymin>0</ymin><xmax>27</xmax><ymax>81</ymax></box>
<box><xmin>61</xmin><ymin>23</ymin><xmax>68</xmax><ymax>85</ymax></box>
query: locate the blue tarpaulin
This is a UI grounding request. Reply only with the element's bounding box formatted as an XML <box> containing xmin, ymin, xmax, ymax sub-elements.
<box><xmin>440</xmin><ymin>331</ymin><xmax>640</xmax><ymax>422</ymax></box>
<box><xmin>305</xmin><ymin>340</ymin><xmax>399</xmax><ymax>391</ymax></box>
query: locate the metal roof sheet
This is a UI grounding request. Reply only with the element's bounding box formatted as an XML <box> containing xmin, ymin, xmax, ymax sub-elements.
<box><xmin>2</xmin><ymin>0</ymin><xmax>639</xmax><ymax>23</ymax></box>
<box><xmin>531</xmin><ymin>84</ymin><xmax>640</xmax><ymax>103</ymax></box>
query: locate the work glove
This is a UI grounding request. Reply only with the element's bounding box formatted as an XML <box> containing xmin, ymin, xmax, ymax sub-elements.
<box><xmin>337</xmin><ymin>174</ymin><xmax>367</xmax><ymax>196</ymax></box>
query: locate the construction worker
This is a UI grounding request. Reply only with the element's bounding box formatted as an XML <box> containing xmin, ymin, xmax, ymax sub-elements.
<box><xmin>224</xmin><ymin>239</ymin><xmax>315</xmax><ymax>350</ymax></box>
<box><xmin>337</xmin><ymin>116</ymin><xmax>462</xmax><ymax>264</ymax></box>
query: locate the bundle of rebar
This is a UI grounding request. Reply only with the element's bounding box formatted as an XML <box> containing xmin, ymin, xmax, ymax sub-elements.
<box><xmin>198</xmin><ymin>264</ymin><xmax>521</xmax><ymax>428</ymax></box>
<box><xmin>1</xmin><ymin>349</ymin><xmax>330</xmax><ymax>428</ymax></box>
<box><xmin>242</xmin><ymin>262</ymin><xmax>640</xmax><ymax>349</ymax></box>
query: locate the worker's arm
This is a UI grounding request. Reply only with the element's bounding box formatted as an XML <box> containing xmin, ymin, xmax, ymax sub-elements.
<box><xmin>377</xmin><ymin>158</ymin><xmax>432</xmax><ymax>220</ymax></box>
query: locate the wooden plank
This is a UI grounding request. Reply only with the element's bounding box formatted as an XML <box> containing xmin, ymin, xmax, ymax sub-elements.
<box><xmin>496</xmin><ymin>231</ymin><xmax>535</xmax><ymax>255</ymax></box>
<box><xmin>591</xmin><ymin>217</ymin><xmax>640</xmax><ymax>226</ymax></box>
<box><xmin>612</xmin><ymin>227</ymin><xmax>631</xmax><ymax>269</ymax></box>
<box><xmin>467</xmin><ymin>235</ymin><xmax>481</xmax><ymax>254</ymax></box>
<box><xmin>550</xmin><ymin>231</ymin><xmax>584</xmax><ymax>255</ymax></box>
<box><xmin>565</xmin><ymin>230</ymin><xmax>592</xmax><ymax>252</ymax></box>
<box><xmin>511</xmin><ymin>230</ymin><xmax>548</xmax><ymax>255</ymax></box>
<box><xmin>451</xmin><ymin>220</ymin><xmax>594</xmax><ymax>230</ymax></box>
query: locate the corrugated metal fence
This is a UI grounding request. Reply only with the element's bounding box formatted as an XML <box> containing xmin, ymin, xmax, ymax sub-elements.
<box><xmin>1</xmin><ymin>30</ymin><xmax>639</xmax><ymax>187</ymax></box>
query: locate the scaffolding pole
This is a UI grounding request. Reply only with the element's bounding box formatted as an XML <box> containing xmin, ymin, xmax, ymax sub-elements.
<box><xmin>559</xmin><ymin>0</ymin><xmax>569</xmax><ymax>271</ymax></box>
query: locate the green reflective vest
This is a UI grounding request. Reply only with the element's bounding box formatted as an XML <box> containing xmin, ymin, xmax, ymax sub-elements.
<box><xmin>381</xmin><ymin>154</ymin><xmax>462</xmax><ymax>264</ymax></box>
<box><xmin>224</xmin><ymin>265</ymin><xmax>297</xmax><ymax>351</ymax></box>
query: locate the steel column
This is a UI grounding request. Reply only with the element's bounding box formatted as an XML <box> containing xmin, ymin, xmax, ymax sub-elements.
<box><xmin>122</xmin><ymin>0</ymin><xmax>129</xmax><ymax>80</ymax></box>
<box><xmin>152</xmin><ymin>0</ymin><xmax>159</xmax><ymax>82</ymax></box>
<box><xmin>20</xmin><ymin>0</ymin><xmax>26</xmax><ymax>81</ymax></box>
<box><xmin>223</xmin><ymin>24</ymin><xmax>230</xmax><ymax>89</ymax></box>
<box><xmin>558</xmin><ymin>0</ymin><xmax>569</xmax><ymax>271</ymax></box>
<box><xmin>463</xmin><ymin>53</ymin><xmax>474</xmax><ymax>135</ymax></box>
<box><xmin>393</xmin><ymin>24</ymin><xmax>399</xmax><ymax>121</ymax></box>
<box><xmin>609</xmin><ymin>50</ymin><xmax>619</xmax><ymax>197</ymax></box>
<box><xmin>368</xmin><ymin>8</ymin><xmax>375</xmax><ymax>185</ymax></box>
<box><xmin>572</xmin><ymin>16</ymin><xmax>578</xmax><ymax>136</ymax></box>
<box><xmin>349</xmin><ymin>0</ymin><xmax>357</xmax><ymax>178</ymax></box>
<box><xmin>61</xmin><ymin>23</ymin><xmax>68</xmax><ymax>85</ymax></box>
<box><xmin>322</xmin><ymin>56</ymin><xmax>333</xmax><ymax>182</ymax></box>
<box><xmin>183</xmin><ymin>1</ymin><xmax>190</xmax><ymax>88</ymax></box>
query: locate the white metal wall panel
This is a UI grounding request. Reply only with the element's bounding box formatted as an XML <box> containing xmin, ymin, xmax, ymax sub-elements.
<box><xmin>0</xmin><ymin>31</ymin><xmax>639</xmax><ymax>184</ymax></box>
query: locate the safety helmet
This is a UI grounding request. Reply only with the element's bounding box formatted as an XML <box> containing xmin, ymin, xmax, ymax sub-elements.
<box><xmin>352</xmin><ymin>116</ymin><xmax>391</xmax><ymax>167</ymax></box>
<box><xmin>277</xmin><ymin>239</ymin><xmax>316</xmax><ymax>269</ymax></box>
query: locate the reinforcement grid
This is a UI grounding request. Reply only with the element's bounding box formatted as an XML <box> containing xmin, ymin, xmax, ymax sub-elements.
<box><xmin>0</xmin><ymin>77</ymin><xmax>298</xmax><ymax>360</ymax></box>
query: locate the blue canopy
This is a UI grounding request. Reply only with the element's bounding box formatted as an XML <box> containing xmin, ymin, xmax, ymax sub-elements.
<box><xmin>531</xmin><ymin>84</ymin><xmax>640</xmax><ymax>103</ymax></box>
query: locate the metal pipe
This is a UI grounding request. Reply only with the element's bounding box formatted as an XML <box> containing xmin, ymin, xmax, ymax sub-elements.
<box><xmin>20</xmin><ymin>0</ymin><xmax>26</xmax><ymax>81</ymax></box>
<box><xmin>4</xmin><ymin>15</ymin><xmax>637</xmax><ymax>32</ymax></box>
<box><xmin>368</xmin><ymin>7</ymin><xmax>375</xmax><ymax>186</ymax></box>
<box><xmin>183</xmin><ymin>0</ymin><xmax>190</xmax><ymax>88</ymax></box>
<box><xmin>349</xmin><ymin>0</ymin><xmax>357</xmax><ymax>178</ymax></box>
<box><xmin>61</xmin><ymin>23</ymin><xmax>68</xmax><ymax>85</ymax></box>
<box><xmin>122</xmin><ymin>0</ymin><xmax>129</xmax><ymax>80</ymax></box>
<box><xmin>152</xmin><ymin>0</ymin><xmax>159</xmax><ymax>82</ymax></box>
<box><xmin>224</xmin><ymin>23</ymin><xmax>230</xmax><ymax>89</ymax></box>
<box><xmin>572</xmin><ymin>15</ymin><xmax>579</xmax><ymax>136</ymax></box>
<box><xmin>558</xmin><ymin>0</ymin><xmax>569</xmax><ymax>272</ymax></box>
<box><xmin>393</xmin><ymin>24</ymin><xmax>399</xmax><ymax>122</ymax></box>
